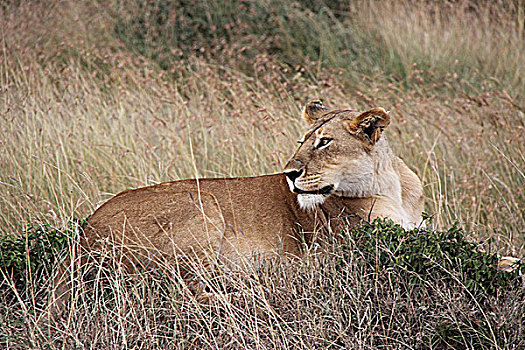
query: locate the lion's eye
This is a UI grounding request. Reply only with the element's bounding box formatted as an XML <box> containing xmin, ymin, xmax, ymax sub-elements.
<box><xmin>316</xmin><ymin>137</ymin><xmax>332</xmax><ymax>149</ymax></box>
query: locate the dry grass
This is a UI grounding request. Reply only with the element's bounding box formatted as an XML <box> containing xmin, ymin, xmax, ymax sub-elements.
<box><xmin>356</xmin><ymin>0</ymin><xmax>525</xmax><ymax>91</ymax></box>
<box><xmin>1</xmin><ymin>0</ymin><xmax>524</xmax><ymax>348</ymax></box>
<box><xmin>3</xmin><ymin>223</ymin><xmax>524</xmax><ymax>349</ymax></box>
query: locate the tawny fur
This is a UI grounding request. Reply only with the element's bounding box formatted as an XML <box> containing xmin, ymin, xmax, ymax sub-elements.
<box><xmin>55</xmin><ymin>101</ymin><xmax>424</xmax><ymax>299</ymax></box>
<box><xmin>284</xmin><ymin>103</ymin><xmax>424</xmax><ymax>229</ymax></box>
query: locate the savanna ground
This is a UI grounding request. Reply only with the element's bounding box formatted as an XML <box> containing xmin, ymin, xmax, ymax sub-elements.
<box><xmin>1</xmin><ymin>0</ymin><xmax>524</xmax><ymax>348</ymax></box>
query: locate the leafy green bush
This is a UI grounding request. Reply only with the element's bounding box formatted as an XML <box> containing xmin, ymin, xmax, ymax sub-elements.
<box><xmin>325</xmin><ymin>219</ymin><xmax>524</xmax><ymax>348</ymax></box>
<box><xmin>0</xmin><ymin>220</ymin><xmax>85</xmax><ymax>292</ymax></box>
<box><xmin>343</xmin><ymin>219</ymin><xmax>522</xmax><ymax>299</ymax></box>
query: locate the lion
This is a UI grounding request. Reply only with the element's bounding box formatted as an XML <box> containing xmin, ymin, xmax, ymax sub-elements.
<box><xmin>80</xmin><ymin>99</ymin><xmax>423</xmax><ymax>262</ymax></box>
<box><xmin>53</xmin><ymin>101</ymin><xmax>424</xmax><ymax>304</ymax></box>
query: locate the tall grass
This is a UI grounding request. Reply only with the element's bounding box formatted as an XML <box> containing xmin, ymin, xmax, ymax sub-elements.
<box><xmin>356</xmin><ymin>1</ymin><xmax>525</xmax><ymax>91</ymax></box>
<box><xmin>1</xmin><ymin>0</ymin><xmax>524</xmax><ymax>348</ymax></box>
<box><xmin>2</xmin><ymin>220</ymin><xmax>523</xmax><ymax>348</ymax></box>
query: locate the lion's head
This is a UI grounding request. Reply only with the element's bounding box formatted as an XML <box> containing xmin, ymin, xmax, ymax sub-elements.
<box><xmin>283</xmin><ymin>100</ymin><xmax>391</xmax><ymax>210</ymax></box>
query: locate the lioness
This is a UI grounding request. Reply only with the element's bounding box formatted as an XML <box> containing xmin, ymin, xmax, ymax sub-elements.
<box><xmin>76</xmin><ymin>100</ymin><xmax>423</xmax><ymax>269</ymax></box>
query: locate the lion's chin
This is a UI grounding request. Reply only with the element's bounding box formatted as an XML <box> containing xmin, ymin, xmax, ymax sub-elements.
<box><xmin>297</xmin><ymin>194</ymin><xmax>326</xmax><ymax>211</ymax></box>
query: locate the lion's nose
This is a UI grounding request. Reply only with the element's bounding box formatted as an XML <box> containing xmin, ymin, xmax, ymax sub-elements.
<box><xmin>284</xmin><ymin>168</ymin><xmax>303</xmax><ymax>182</ymax></box>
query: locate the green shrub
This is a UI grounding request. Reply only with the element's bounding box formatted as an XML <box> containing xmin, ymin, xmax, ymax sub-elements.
<box><xmin>343</xmin><ymin>218</ymin><xmax>523</xmax><ymax>299</ymax></box>
<box><xmin>0</xmin><ymin>220</ymin><xmax>85</xmax><ymax>292</ymax></box>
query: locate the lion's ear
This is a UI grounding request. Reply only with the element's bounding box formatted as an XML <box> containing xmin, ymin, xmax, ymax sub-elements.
<box><xmin>303</xmin><ymin>99</ymin><xmax>330</xmax><ymax>124</ymax></box>
<box><xmin>346</xmin><ymin>107</ymin><xmax>390</xmax><ymax>146</ymax></box>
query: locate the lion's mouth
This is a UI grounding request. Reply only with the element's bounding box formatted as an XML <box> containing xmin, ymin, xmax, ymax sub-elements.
<box><xmin>293</xmin><ymin>184</ymin><xmax>334</xmax><ymax>195</ymax></box>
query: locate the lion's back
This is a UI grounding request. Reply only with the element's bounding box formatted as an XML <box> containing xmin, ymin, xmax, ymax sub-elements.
<box><xmin>82</xmin><ymin>174</ymin><xmax>303</xmax><ymax>262</ymax></box>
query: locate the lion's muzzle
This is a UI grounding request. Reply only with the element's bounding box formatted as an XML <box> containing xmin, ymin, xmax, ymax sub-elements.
<box><xmin>292</xmin><ymin>184</ymin><xmax>334</xmax><ymax>195</ymax></box>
